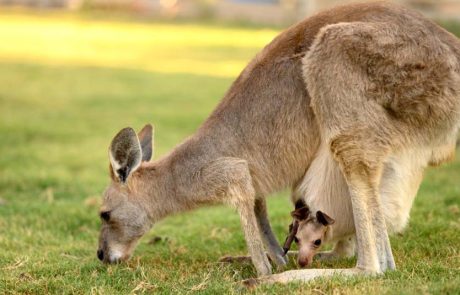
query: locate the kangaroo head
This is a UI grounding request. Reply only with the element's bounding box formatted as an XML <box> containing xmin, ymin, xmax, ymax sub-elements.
<box><xmin>284</xmin><ymin>201</ymin><xmax>335</xmax><ymax>268</ymax></box>
<box><xmin>97</xmin><ymin>124</ymin><xmax>154</xmax><ymax>264</ymax></box>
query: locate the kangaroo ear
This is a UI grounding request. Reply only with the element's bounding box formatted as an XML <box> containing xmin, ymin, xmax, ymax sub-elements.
<box><xmin>316</xmin><ymin>211</ymin><xmax>335</xmax><ymax>226</ymax></box>
<box><xmin>291</xmin><ymin>206</ymin><xmax>310</xmax><ymax>221</ymax></box>
<box><xmin>138</xmin><ymin>124</ymin><xmax>153</xmax><ymax>162</ymax></box>
<box><xmin>109</xmin><ymin>127</ymin><xmax>142</xmax><ymax>183</ymax></box>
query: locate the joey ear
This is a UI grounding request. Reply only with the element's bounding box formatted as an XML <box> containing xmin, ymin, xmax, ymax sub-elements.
<box><xmin>138</xmin><ymin>124</ymin><xmax>154</xmax><ymax>162</ymax></box>
<box><xmin>291</xmin><ymin>206</ymin><xmax>310</xmax><ymax>221</ymax></box>
<box><xmin>109</xmin><ymin>127</ymin><xmax>142</xmax><ymax>183</ymax></box>
<box><xmin>294</xmin><ymin>199</ymin><xmax>306</xmax><ymax>210</ymax></box>
<box><xmin>316</xmin><ymin>211</ymin><xmax>335</xmax><ymax>226</ymax></box>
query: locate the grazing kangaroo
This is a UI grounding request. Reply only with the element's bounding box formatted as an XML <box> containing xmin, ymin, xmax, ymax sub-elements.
<box><xmin>97</xmin><ymin>1</ymin><xmax>460</xmax><ymax>283</ymax></box>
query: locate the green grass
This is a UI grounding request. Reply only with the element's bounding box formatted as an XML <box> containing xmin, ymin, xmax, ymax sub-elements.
<box><xmin>0</xmin><ymin>11</ymin><xmax>459</xmax><ymax>294</ymax></box>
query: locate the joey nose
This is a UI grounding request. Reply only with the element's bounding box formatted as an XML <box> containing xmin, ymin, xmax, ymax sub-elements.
<box><xmin>298</xmin><ymin>258</ymin><xmax>309</xmax><ymax>268</ymax></box>
<box><xmin>97</xmin><ymin>249</ymin><xmax>104</xmax><ymax>261</ymax></box>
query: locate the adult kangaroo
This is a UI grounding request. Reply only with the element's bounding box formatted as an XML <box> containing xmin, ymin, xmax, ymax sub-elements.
<box><xmin>97</xmin><ymin>2</ymin><xmax>460</xmax><ymax>282</ymax></box>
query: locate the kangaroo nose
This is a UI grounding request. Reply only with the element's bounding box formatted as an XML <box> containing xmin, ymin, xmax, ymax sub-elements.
<box><xmin>97</xmin><ymin>249</ymin><xmax>104</xmax><ymax>261</ymax></box>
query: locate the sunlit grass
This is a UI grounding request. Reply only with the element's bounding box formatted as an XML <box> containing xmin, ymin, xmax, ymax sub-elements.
<box><xmin>0</xmin><ymin>12</ymin><xmax>277</xmax><ymax>78</ymax></box>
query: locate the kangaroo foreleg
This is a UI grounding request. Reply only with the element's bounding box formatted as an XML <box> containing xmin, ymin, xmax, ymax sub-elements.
<box><xmin>200</xmin><ymin>157</ymin><xmax>272</xmax><ymax>276</ymax></box>
<box><xmin>254</xmin><ymin>198</ymin><xmax>288</xmax><ymax>268</ymax></box>
<box><xmin>236</xmin><ymin>197</ymin><xmax>272</xmax><ymax>276</ymax></box>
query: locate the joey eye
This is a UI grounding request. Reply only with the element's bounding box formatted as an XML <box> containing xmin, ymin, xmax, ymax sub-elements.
<box><xmin>294</xmin><ymin>237</ymin><xmax>299</xmax><ymax>244</ymax></box>
<box><xmin>314</xmin><ymin>239</ymin><xmax>321</xmax><ymax>246</ymax></box>
<box><xmin>100</xmin><ymin>211</ymin><xmax>110</xmax><ymax>221</ymax></box>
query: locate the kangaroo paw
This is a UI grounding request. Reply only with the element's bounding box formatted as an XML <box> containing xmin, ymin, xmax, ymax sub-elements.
<box><xmin>244</xmin><ymin>267</ymin><xmax>373</xmax><ymax>286</ymax></box>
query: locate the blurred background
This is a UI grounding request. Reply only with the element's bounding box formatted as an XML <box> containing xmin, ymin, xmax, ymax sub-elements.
<box><xmin>0</xmin><ymin>0</ymin><xmax>459</xmax><ymax>293</ymax></box>
<box><xmin>1</xmin><ymin>0</ymin><xmax>460</xmax><ymax>25</ymax></box>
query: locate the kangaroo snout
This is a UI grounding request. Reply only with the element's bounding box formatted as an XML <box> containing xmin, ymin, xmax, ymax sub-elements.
<box><xmin>96</xmin><ymin>247</ymin><xmax>125</xmax><ymax>264</ymax></box>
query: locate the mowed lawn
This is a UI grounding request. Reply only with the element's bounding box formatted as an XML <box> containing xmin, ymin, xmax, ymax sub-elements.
<box><xmin>0</xmin><ymin>11</ymin><xmax>459</xmax><ymax>294</ymax></box>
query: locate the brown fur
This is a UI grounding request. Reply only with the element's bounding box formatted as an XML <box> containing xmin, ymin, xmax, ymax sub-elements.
<box><xmin>98</xmin><ymin>1</ymin><xmax>460</xmax><ymax>280</ymax></box>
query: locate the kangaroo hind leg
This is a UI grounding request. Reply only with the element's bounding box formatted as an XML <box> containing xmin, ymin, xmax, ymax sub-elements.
<box><xmin>302</xmin><ymin>21</ymin><xmax>419</xmax><ymax>274</ymax></box>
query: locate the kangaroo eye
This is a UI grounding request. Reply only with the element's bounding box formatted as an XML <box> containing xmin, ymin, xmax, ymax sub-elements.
<box><xmin>100</xmin><ymin>211</ymin><xmax>110</xmax><ymax>221</ymax></box>
<box><xmin>314</xmin><ymin>239</ymin><xmax>321</xmax><ymax>246</ymax></box>
<box><xmin>294</xmin><ymin>237</ymin><xmax>299</xmax><ymax>244</ymax></box>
